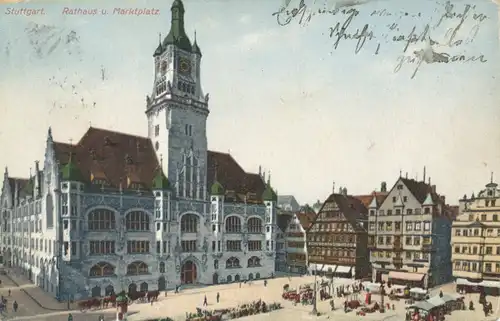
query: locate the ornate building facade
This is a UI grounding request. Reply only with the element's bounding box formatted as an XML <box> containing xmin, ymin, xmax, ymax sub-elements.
<box><xmin>284</xmin><ymin>207</ymin><xmax>315</xmax><ymax>274</ymax></box>
<box><xmin>307</xmin><ymin>188</ymin><xmax>370</xmax><ymax>279</ymax></box>
<box><xmin>368</xmin><ymin>173</ymin><xmax>454</xmax><ymax>288</ymax></box>
<box><xmin>0</xmin><ymin>0</ymin><xmax>278</xmax><ymax>300</ymax></box>
<box><xmin>452</xmin><ymin>178</ymin><xmax>500</xmax><ymax>291</ymax></box>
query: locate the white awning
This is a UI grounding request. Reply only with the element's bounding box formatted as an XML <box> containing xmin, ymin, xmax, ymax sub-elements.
<box><xmin>481</xmin><ymin>280</ymin><xmax>500</xmax><ymax>288</ymax></box>
<box><xmin>455</xmin><ymin>278</ymin><xmax>471</xmax><ymax>286</ymax></box>
<box><xmin>324</xmin><ymin>265</ymin><xmax>337</xmax><ymax>272</ymax></box>
<box><xmin>410</xmin><ymin>287</ymin><xmax>427</xmax><ymax>294</ymax></box>
<box><xmin>336</xmin><ymin>265</ymin><xmax>352</xmax><ymax>273</ymax></box>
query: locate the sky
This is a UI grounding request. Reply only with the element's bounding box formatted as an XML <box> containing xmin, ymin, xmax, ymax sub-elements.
<box><xmin>0</xmin><ymin>0</ymin><xmax>499</xmax><ymax>206</ymax></box>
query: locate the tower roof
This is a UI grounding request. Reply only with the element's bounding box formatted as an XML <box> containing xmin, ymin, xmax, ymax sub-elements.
<box><xmin>162</xmin><ymin>0</ymin><xmax>192</xmax><ymax>52</ymax></box>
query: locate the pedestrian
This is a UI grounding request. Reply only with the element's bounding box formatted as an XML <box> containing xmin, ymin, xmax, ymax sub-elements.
<box><xmin>203</xmin><ymin>295</ymin><xmax>208</xmax><ymax>307</ymax></box>
<box><xmin>13</xmin><ymin>300</ymin><xmax>17</xmax><ymax>312</ymax></box>
<box><xmin>216</xmin><ymin>292</ymin><xmax>220</xmax><ymax>303</ymax></box>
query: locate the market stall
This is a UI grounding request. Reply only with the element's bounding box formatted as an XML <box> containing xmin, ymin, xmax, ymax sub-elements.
<box><xmin>440</xmin><ymin>293</ymin><xmax>465</xmax><ymax>312</ymax></box>
<box><xmin>410</xmin><ymin>287</ymin><xmax>428</xmax><ymax>301</ymax></box>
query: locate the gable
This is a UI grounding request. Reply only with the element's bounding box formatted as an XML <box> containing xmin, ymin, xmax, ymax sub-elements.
<box><xmin>378</xmin><ymin>178</ymin><xmax>421</xmax><ymax>211</ymax></box>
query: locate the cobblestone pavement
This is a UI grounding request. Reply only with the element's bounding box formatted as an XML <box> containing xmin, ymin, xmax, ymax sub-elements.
<box><xmin>0</xmin><ymin>274</ymin><xmax>53</xmax><ymax>319</ymax></box>
<box><xmin>1</xmin><ymin>272</ymin><xmax>499</xmax><ymax>321</ymax></box>
<box><xmin>122</xmin><ymin>276</ymin><xmax>500</xmax><ymax>321</ymax></box>
<box><xmin>6</xmin><ymin>311</ymin><xmax>118</xmax><ymax>321</ymax></box>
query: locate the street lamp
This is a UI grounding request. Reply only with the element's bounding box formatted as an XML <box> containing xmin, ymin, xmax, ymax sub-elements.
<box><xmin>310</xmin><ymin>265</ymin><xmax>318</xmax><ymax>315</ymax></box>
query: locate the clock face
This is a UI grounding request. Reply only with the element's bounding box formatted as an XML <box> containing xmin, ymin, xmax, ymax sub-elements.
<box><xmin>179</xmin><ymin>58</ymin><xmax>191</xmax><ymax>74</ymax></box>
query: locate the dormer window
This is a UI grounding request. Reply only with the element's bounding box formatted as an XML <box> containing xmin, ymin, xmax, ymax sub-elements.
<box><xmin>127</xmin><ymin>174</ymin><xmax>142</xmax><ymax>190</ymax></box>
<box><xmin>90</xmin><ymin>170</ymin><xmax>107</xmax><ymax>186</ymax></box>
<box><xmin>226</xmin><ymin>190</ymin><xmax>236</xmax><ymax>200</ymax></box>
<box><xmin>397</xmin><ymin>184</ymin><xmax>403</xmax><ymax>190</ymax></box>
<box><xmin>125</xmin><ymin>154</ymin><xmax>133</xmax><ymax>165</ymax></box>
<box><xmin>89</xmin><ymin>148</ymin><xmax>97</xmax><ymax>160</ymax></box>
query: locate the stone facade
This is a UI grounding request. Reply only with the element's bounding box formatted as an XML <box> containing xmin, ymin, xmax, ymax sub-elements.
<box><xmin>0</xmin><ymin>0</ymin><xmax>278</xmax><ymax>300</ymax></box>
<box><xmin>368</xmin><ymin>175</ymin><xmax>454</xmax><ymax>288</ymax></box>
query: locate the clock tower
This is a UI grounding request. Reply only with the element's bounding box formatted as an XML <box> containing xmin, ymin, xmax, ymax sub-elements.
<box><xmin>146</xmin><ymin>0</ymin><xmax>209</xmax><ymax>201</ymax></box>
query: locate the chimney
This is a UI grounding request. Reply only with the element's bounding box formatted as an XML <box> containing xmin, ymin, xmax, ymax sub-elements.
<box><xmin>431</xmin><ymin>185</ymin><xmax>436</xmax><ymax>193</ymax></box>
<box><xmin>381</xmin><ymin>182</ymin><xmax>387</xmax><ymax>192</ymax></box>
<box><xmin>405</xmin><ymin>172</ymin><xmax>408</xmax><ymax>179</ymax></box>
<box><xmin>343</xmin><ymin>187</ymin><xmax>348</xmax><ymax>196</ymax></box>
<box><xmin>339</xmin><ymin>186</ymin><xmax>343</xmax><ymax>194</ymax></box>
<box><xmin>423</xmin><ymin>166</ymin><xmax>426</xmax><ymax>183</ymax></box>
<box><xmin>440</xmin><ymin>195</ymin><xmax>445</xmax><ymax>203</ymax></box>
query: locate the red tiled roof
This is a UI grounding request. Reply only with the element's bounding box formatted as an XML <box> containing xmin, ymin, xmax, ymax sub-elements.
<box><xmin>52</xmin><ymin>127</ymin><xmax>266</xmax><ymax>202</ymax></box>
<box><xmin>296</xmin><ymin>211</ymin><xmax>316</xmax><ymax>230</ymax></box>
<box><xmin>354</xmin><ymin>192</ymin><xmax>388</xmax><ymax>208</ymax></box>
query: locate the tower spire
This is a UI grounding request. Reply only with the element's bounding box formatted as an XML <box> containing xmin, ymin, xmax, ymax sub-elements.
<box><xmin>163</xmin><ymin>0</ymin><xmax>191</xmax><ymax>51</ymax></box>
<box><xmin>491</xmin><ymin>172</ymin><xmax>494</xmax><ymax>183</ymax></box>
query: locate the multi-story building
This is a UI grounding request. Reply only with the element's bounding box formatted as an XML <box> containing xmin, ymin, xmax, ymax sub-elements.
<box><xmin>0</xmin><ymin>0</ymin><xmax>278</xmax><ymax>300</ymax></box>
<box><xmin>284</xmin><ymin>207</ymin><xmax>315</xmax><ymax>274</ymax></box>
<box><xmin>355</xmin><ymin>182</ymin><xmax>389</xmax><ymax>209</ymax></box>
<box><xmin>368</xmin><ymin>173</ymin><xmax>454</xmax><ymax>288</ymax></box>
<box><xmin>452</xmin><ymin>178</ymin><xmax>500</xmax><ymax>291</ymax></box>
<box><xmin>275</xmin><ymin>210</ymin><xmax>293</xmax><ymax>272</ymax></box>
<box><xmin>307</xmin><ymin>188</ymin><xmax>370</xmax><ymax>279</ymax></box>
<box><xmin>278</xmin><ymin>195</ymin><xmax>301</xmax><ymax>212</ymax></box>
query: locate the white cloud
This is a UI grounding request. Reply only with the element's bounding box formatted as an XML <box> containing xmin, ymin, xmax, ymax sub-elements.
<box><xmin>238</xmin><ymin>14</ymin><xmax>252</xmax><ymax>24</ymax></box>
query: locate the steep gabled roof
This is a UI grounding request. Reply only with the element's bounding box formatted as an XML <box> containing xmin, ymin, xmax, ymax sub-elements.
<box><xmin>296</xmin><ymin>210</ymin><xmax>316</xmax><ymax>230</ymax></box>
<box><xmin>400</xmin><ymin>178</ymin><xmax>443</xmax><ymax>205</ymax></box>
<box><xmin>277</xmin><ymin>211</ymin><xmax>294</xmax><ymax>232</ymax></box>
<box><xmin>315</xmin><ymin>193</ymin><xmax>368</xmax><ymax>232</ymax></box>
<box><xmin>206</xmin><ymin>151</ymin><xmax>266</xmax><ymax>203</ymax></box>
<box><xmin>354</xmin><ymin>192</ymin><xmax>388</xmax><ymax>208</ymax></box>
<box><xmin>51</xmin><ymin>127</ymin><xmax>267</xmax><ymax>202</ymax></box>
<box><xmin>53</xmin><ymin>127</ymin><xmax>159</xmax><ymax>190</ymax></box>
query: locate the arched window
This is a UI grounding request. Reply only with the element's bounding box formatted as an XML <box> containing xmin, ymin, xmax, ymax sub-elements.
<box><xmin>46</xmin><ymin>194</ymin><xmax>54</xmax><ymax>229</ymax></box>
<box><xmin>89</xmin><ymin>262</ymin><xmax>115</xmax><ymax>277</ymax></box>
<box><xmin>126</xmin><ymin>211</ymin><xmax>150</xmax><ymax>231</ymax></box>
<box><xmin>159</xmin><ymin>262</ymin><xmax>165</xmax><ymax>273</ymax></box>
<box><xmin>226</xmin><ymin>257</ymin><xmax>240</xmax><ymax>269</ymax></box>
<box><xmin>181</xmin><ymin>214</ymin><xmax>199</xmax><ymax>233</ymax></box>
<box><xmin>225</xmin><ymin>216</ymin><xmax>242</xmax><ymax>233</ymax></box>
<box><xmin>88</xmin><ymin>209</ymin><xmax>115</xmax><ymax>231</ymax></box>
<box><xmin>247</xmin><ymin>217</ymin><xmax>263</xmax><ymax>233</ymax></box>
<box><xmin>247</xmin><ymin>256</ymin><xmax>261</xmax><ymax>268</ymax></box>
<box><xmin>127</xmin><ymin>261</ymin><xmax>149</xmax><ymax>275</ymax></box>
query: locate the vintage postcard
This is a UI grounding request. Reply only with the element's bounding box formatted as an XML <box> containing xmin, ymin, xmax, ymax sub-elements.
<box><xmin>0</xmin><ymin>0</ymin><xmax>498</xmax><ymax>320</ymax></box>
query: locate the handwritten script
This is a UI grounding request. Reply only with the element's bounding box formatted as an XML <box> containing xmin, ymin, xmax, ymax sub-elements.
<box><xmin>272</xmin><ymin>0</ymin><xmax>489</xmax><ymax>79</ymax></box>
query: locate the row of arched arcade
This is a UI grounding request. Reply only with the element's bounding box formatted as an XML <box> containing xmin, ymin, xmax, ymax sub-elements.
<box><xmin>89</xmin><ymin>277</ymin><xmax>169</xmax><ymax>297</ymax></box>
<box><xmin>213</xmin><ymin>272</ymin><xmax>262</xmax><ymax>284</ymax></box>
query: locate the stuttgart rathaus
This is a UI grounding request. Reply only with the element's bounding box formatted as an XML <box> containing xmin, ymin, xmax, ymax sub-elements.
<box><xmin>0</xmin><ymin>0</ymin><xmax>278</xmax><ymax>300</ymax></box>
